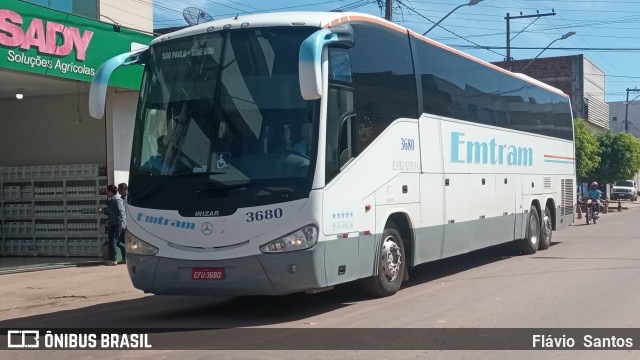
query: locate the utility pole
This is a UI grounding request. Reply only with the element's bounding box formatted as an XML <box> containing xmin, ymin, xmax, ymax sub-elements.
<box><xmin>385</xmin><ymin>0</ymin><xmax>393</xmax><ymax>21</ymax></box>
<box><xmin>624</xmin><ymin>87</ymin><xmax>640</xmax><ymax>133</ymax></box>
<box><xmin>505</xmin><ymin>11</ymin><xmax>556</xmax><ymax>71</ymax></box>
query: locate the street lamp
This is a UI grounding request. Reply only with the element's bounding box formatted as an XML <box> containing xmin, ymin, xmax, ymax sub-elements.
<box><xmin>422</xmin><ymin>0</ymin><xmax>483</xmax><ymax>35</ymax></box>
<box><xmin>520</xmin><ymin>31</ymin><xmax>576</xmax><ymax>71</ymax></box>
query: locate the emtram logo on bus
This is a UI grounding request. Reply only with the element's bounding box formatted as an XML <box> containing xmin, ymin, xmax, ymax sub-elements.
<box><xmin>136</xmin><ymin>213</ymin><xmax>196</xmax><ymax>231</ymax></box>
<box><xmin>450</xmin><ymin>131</ymin><xmax>533</xmax><ymax>166</ymax></box>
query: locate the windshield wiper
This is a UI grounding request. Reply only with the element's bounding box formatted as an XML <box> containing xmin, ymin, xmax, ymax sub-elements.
<box><xmin>167</xmin><ymin>171</ymin><xmax>227</xmax><ymax>178</ymax></box>
<box><xmin>196</xmin><ymin>183</ymin><xmax>250</xmax><ymax>192</ymax></box>
<box><xmin>254</xmin><ymin>186</ymin><xmax>295</xmax><ymax>199</ymax></box>
<box><xmin>137</xmin><ymin>172</ymin><xmax>229</xmax><ymax>200</ymax></box>
<box><xmin>137</xmin><ymin>177</ymin><xmax>167</xmax><ymax>201</ymax></box>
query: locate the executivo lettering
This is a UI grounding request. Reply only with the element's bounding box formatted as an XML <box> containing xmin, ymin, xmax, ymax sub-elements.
<box><xmin>450</xmin><ymin>132</ymin><xmax>533</xmax><ymax>166</ymax></box>
<box><xmin>136</xmin><ymin>213</ymin><xmax>196</xmax><ymax>230</ymax></box>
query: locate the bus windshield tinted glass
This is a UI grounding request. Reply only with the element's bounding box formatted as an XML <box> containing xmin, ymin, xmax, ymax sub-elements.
<box><xmin>129</xmin><ymin>27</ymin><xmax>319</xmax><ymax>210</ymax></box>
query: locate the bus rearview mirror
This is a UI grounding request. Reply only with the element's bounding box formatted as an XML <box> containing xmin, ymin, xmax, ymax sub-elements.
<box><xmin>299</xmin><ymin>26</ymin><xmax>354</xmax><ymax>100</ymax></box>
<box><xmin>89</xmin><ymin>47</ymin><xmax>148</xmax><ymax>119</ymax></box>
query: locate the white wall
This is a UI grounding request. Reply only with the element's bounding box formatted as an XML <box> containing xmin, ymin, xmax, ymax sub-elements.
<box><xmin>583</xmin><ymin>57</ymin><xmax>609</xmax><ymax>130</ymax></box>
<box><xmin>583</xmin><ymin>57</ymin><xmax>606</xmax><ymax>102</ymax></box>
<box><xmin>609</xmin><ymin>101</ymin><xmax>640</xmax><ymax>137</ymax></box>
<box><xmin>0</xmin><ymin>92</ymin><xmax>106</xmax><ymax>166</ymax></box>
<box><xmin>100</xmin><ymin>0</ymin><xmax>153</xmax><ymax>34</ymax></box>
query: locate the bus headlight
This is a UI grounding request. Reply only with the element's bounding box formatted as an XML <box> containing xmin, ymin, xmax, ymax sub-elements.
<box><xmin>260</xmin><ymin>225</ymin><xmax>318</xmax><ymax>253</ymax></box>
<box><xmin>125</xmin><ymin>231</ymin><xmax>159</xmax><ymax>256</ymax></box>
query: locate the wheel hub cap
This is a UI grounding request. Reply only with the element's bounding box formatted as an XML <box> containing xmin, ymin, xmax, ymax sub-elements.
<box><xmin>529</xmin><ymin>216</ymin><xmax>539</xmax><ymax>245</ymax></box>
<box><xmin>543</xmin><ymin>215</ymin><xmax>552</xmax><ymax>240</ymax></box>
<box><xmin>381</xmin><ymin>236</ymin><xmax>401</xmax><ymax>281</ymax></box>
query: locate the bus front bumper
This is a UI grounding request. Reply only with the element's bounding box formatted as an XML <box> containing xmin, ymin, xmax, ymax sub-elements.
<box><xmin>125</xmin><ymin>245</ymin><xmax>328</xmax><ymax>296</ymax></box>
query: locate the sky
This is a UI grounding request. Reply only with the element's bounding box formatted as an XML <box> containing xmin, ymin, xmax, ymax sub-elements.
<box><xmin>150</xmin><ymin>0</ymin><xmax>640</xmax><ymax>103</ymax></box>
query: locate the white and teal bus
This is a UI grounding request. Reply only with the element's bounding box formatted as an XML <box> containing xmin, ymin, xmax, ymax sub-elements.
<box><xmin>89</xmin><ymin>12</ymin><xmax>575</xmax><ymax>297</ymax></box>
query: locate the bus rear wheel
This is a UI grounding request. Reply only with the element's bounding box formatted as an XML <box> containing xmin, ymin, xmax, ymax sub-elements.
<box><xmin>518</xmin><ymin>205</ymin><xmax>540</xmax><ymax>255</ymax></box>
<box><xmin>361</xmin><ymin>223</ymin><xmax>406</xmax><ymax>297</ymax></box>
<box><xmin>538</xmin><ymin>207</ymin><xmax>552</xmax><ymax>250</ymax></box>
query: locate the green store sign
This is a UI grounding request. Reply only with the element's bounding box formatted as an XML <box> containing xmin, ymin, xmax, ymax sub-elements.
<box><xmin>0</xmin><ymin>0</ymin><xmax>153</xmax><ymax>89</ymax></box>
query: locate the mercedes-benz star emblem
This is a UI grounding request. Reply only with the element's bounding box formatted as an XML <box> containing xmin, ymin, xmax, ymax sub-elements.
<box><xmin>201</xmin><ymin>222</ymin><xmax>213</xmax><ymax>235</ymax></box>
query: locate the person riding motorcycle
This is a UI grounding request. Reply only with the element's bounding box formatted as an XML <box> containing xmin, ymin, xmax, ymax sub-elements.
<box><xmin>587</xmin><ymin>181</ymin><xmax>602</xmax><ymax>214</ymax></box>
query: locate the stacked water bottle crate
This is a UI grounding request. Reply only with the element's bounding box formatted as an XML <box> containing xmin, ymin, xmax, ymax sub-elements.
<box><xmin>0</xmin><ymin>165</ymin><xmax>107</xmax><ymax>257</ymax></box>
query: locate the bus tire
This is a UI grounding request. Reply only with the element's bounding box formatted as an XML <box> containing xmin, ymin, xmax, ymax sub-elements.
<box><xmin>361</xmin><ymin>223</ymin><xmax>406</xmax><ymax>297</ymax></box>
<box><xmin>518</xmin><ymin>205</ymin><xmax>540</xmax><ymax>255</ymax></box>
<box><xmin>539</xmin><ymin>207</ymin><xmax>552</xmax><ymax>250</ymax></box>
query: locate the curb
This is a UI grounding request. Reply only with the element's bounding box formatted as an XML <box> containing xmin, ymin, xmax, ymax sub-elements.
<box><xmin>0</xmin><ymin>260</ymin><xmax>105</xmax><ymax>275</ymax></box>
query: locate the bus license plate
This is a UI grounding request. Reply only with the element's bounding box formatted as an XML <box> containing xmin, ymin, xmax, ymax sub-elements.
<box><xmin>192</xmin><ymin>267</ymin><xmax>225</xmax><ymax>280</ymax></box>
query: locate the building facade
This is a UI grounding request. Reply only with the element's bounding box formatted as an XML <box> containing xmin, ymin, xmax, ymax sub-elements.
<box><xmin>608</xmin><ymin>101</ymin><xmax>640</xmax><ymax>137</ymax></box>
<box><xmin>0</xmin><ymin>0</ymin><xmax>153</xmax><ymax>257</ymax></box>
<box><xmin>24</xmin><ymin>0</ymin><xmax>153</xmax><ymax>33</ymax></box>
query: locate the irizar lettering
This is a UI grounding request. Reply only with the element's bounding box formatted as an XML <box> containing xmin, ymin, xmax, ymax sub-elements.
<box><xmin>194</xmin><ymin>210</ymin><xmax>219</xmax><ymax>217</ymax></box>
<box><xmin>137</xmin><ymin>213</ymin><xmax>196</xmax><ymax>230</ymax></box>
<box><xmin>450</xmin><ymin>131</ymin><xmax>533</xmax><ymax>166</ymax></box>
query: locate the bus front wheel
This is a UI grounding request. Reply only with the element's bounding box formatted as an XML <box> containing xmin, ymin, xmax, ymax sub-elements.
<box><xmin>518</xmin><ymin>205</ymin><xmax>540</xmax><ymax>255</ymax></box>
<box><xmin>361</xmin><ymin>223</ymin><xmax>406</xmax><ymax>297</ymax></box>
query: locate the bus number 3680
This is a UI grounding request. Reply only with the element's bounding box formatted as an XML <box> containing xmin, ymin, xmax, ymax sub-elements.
<box><xmin>246</xmin><ymin>208</ymin><xmax>284</xmax><ymax>222</ymax></box>
<box><xmin>401</xmin><ymin>138</ymin><xmax>415</xmax><ymax>151</ymax></box>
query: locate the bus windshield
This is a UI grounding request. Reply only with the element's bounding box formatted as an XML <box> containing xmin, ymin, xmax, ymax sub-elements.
<box><xmin>129</xmin><ymin>27</ymin><xmax>319</xmax><ymax>211</ymax></box>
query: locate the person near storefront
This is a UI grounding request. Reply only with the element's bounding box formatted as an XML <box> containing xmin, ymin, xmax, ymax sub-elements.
<box><xmin>117</xmin><ymin>182</ymin><xmax>128</xmax><ymax>263</ymax></box>
<box><xmin>100</xmin><ymin>184</ymin><xmax>126</xmax><ymax>266</ymax></box>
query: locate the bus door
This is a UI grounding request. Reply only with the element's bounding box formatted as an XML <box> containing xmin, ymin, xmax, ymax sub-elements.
<box><xmin>514</xmin><ymin>176</ymin><xmax>524</xmax><ymax>239</ymax></box>
<box><xmin>417</xmin><ymin>115</ymin><xmax>446</xmax><ymax>263</ymax></box>
<box><xmin>494</xmin><ymin>174</ymin><xmax>518</xmax><ymax>244</ymax></box>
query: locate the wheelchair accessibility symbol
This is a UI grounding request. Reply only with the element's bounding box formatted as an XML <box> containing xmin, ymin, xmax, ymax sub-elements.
<box><xmin>216</xmin><ymin>153</ymin><xmax>231</xmax><ymax>170</ymax></box>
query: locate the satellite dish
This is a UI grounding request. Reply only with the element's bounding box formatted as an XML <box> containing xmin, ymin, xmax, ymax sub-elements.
<box><xmin>183</xmin><ymin>7</ymin><xmax>213</xmax><ymax>26</ymax></box>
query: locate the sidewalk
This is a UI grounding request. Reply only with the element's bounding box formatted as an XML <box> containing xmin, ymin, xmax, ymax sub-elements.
<box><xmin>603</xmin><ymin>198</ymin><xmax>640</xmax><ymax>212</ymax></box>
<box><xmin>0</xmin><ymin>256</ymin><xmax>104</xmax><ymax>275</ymax></box>
<box><xmin>593</xmin><ymin>198</ymin><xmax>640</xmax><ymax>215</ymax></box>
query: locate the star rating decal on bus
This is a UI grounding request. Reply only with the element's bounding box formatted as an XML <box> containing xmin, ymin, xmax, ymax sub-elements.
<box><xmin>331</xmin><ymin>211</ymin><xmax>355</xmax><ymax>232</ymax></box>
<box><xmin>332</xmin><ymin>212</ymin><xmax>354</xmax><ymax>219</ymax></box>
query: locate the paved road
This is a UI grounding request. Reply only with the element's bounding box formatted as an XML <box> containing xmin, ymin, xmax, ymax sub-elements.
<box><xmin>1</xmin><ymin>203</ymin><xmax>639</xmax><ymax>359</ymax></box>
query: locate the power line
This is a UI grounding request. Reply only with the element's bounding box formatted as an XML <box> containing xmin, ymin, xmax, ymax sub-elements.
<box><xmin>449</xmin><ymin>45</ymin><xmax>640</xmax><ymax>52</ymax></box>
<box><xmin>395</xmin><ymin>0</ymin><xmax>505</xmax><ymax>57</ymax></box>
<box><xmin>150</xmin><ymin>0</ymin><xmax>350</xmax><ymax>24</ymax></box>
<box><xmin>546</xmin><ymin>11</ymin><xmax>628</xmax><ymax>92</ymax></box>
<box><xmin>224</xmin><ymin>0</ymin><xmax>264</xmax><ymax>12</ymax></box>
<box><xmin>333</xmin><ymin>0</ymin><xmax>376</xmax><ymax>12</ymax></box>
<box><xmin>202</xmin><ymin>0</ymin><xmax>252</xmax><ymax>14</ymax></box>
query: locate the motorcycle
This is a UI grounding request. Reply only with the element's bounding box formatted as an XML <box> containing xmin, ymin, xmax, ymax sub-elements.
<box><xmin>583</xmin><ymin>197</ymin><xmax>600</xmax><ymax>225</ymax></box>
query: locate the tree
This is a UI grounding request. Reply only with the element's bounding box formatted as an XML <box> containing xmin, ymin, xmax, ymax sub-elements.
<box><xmin>574</xmin><ymin>118</ymin><xmax>601</xmax><ymax>182</ymax></box>
<box><xmin>615</xmin><ymin>132</ymin><xmax>640</xmax><ymax>180</ymax></box>
<box><xmin>591</xmin><ymin>131</ymin><xmax>640</xmax><ymax>184</ymax></box>
<box><xmin>591</xmin><ymin>132</ymin><xmax>614</xmax><ymax>185</ymax></box>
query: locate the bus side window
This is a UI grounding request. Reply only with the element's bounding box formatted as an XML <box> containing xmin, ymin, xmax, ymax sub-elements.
<box><xmin>326</xmin><ymin>85</ymin><xmax>354</xmax><ymax>183</ymax></box>
<box><xmin>330</xmin><ymin>48</ymin><xmax>352</xmax><ymax>84</ymax></box>
<box><xmin>338</xmin><ymin>113</ymin><xmax>357</xmax><ymax>168</ymax></box>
